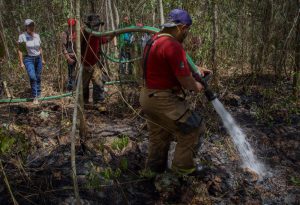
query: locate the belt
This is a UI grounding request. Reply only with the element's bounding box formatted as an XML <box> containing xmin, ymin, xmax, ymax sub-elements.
<box><xmin>148</xmin><ymin>90</ymin><xmax>177</xmax><ymax>98</ymax></box>
<box><xmin>24</xmin><ymin>55</ymin><xmax>40</xmax><ymax>58</ymax></box>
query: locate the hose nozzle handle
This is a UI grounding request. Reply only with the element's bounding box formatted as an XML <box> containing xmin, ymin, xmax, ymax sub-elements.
<box><xmin>192</xmin><ymin>72</ymin><xmax>217</xmax><ymax>101</ymax></box>
<box><xmin>192</xmin><ymin>72</ymin><xmax>211</xmax><ymax>89</ymax></box>
<box><xmin>205</xmin><ymin>89</ymin><xmax>217</xmax><ymax>101</ymax></box>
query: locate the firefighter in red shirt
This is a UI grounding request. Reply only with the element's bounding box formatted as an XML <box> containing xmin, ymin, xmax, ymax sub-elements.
<box><xmin>140</xmin><ymin>9</ymin><xmax>211</xmax><ymax>175</ymax></box>
<box><xmin>82</xmin><ymin>14</ymin><xmax>114</xmax><ymax>111</ymax></box>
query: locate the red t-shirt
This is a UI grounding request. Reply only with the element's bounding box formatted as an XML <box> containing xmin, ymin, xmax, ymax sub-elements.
<box><xmin>144</xmin><ymin>34</ymin><xmax>191</xmax><ymax>89</ymax></box>
<box><xmin>82</xmin><ymin>32</ymin><xmax>109</xmax><ymax>66</ymax></box>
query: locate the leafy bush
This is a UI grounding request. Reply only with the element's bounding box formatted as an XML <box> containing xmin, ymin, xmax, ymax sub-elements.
<box><xmin>0</xmin><ymin>127</ymin><xmax>30</xmax><ymax>158</ymax></box>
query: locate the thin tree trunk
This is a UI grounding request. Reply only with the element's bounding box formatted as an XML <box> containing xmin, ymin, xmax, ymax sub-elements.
<box><xmin>113</xmin><ymin>0</ymin><xmax>120</xmax><ymax>27</ymax></box>
<box><xmin>0</xmin><ymin>9</ymin><xmax>11</xmax><ymax>63</ymax></box>
<box><xmin>293</xmin><ymin>6</ymin><xmax>300</xmax><ymax>98</ymax></box>
<box><xmin>70</xmin><ymin>0</ymin><xmax>84</xmax><ymax>204</ymax></box>
<box><xmin>256</xmin><ymin>0</ymin><xmax>273</xmax><ymax>74</ymax></box>
<box><xmin>249</xmin><ymin>1</ymin><xmax>257</xmax><ymax>75</ymax></box>
<box><xmin>239</xmin><ymin>0</ymin><xmax>246</xmax><ymax>75</ymax></box>
<box><xmin>108</xmin><ymin>0</ymin><xmax>115</xmax><ymax>30</ymax></box>
<box><xmin>89</xmin><ymin>0</ymin><xmax>95</xmax><ymax>13</ymax></box>
<box><xmin>152</xmin><ymin>1</ymin><xmax>156</xmax><ymax>26</ymax></box>
<box><xmin>0</xmin><ymin>160</ymin><xmax>18</xmax><ymax>205</ymax></box>
<box><xmin>283</xmin><ymin>6</ymin><xmax>300</xmax><ymax>74</ymax></box>
<box><xmin>105</xmin><ymin>0</ymin><xmax>110</xmax><ymax>30</ymax></box>
<box><xmin>158</xmin><ymin>0</ymin><xmax>164</xmax><ymax>24</ymax></box>
<box><xmin>211</xmin><ymin>0</ymin><xmax>218</xmax><ymax>84</ymax></box>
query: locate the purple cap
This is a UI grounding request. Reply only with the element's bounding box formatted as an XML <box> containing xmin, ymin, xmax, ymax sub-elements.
<box><xmin>162</xmin><ymin>9</ymin><xmax>192</xmax><ymax>28</ymax></box>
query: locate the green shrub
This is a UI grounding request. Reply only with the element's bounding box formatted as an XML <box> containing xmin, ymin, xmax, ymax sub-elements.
<box><xmin>111</xmin><ymin>135</ymin><xmax>129</xmax><ymax>151</ymax></box>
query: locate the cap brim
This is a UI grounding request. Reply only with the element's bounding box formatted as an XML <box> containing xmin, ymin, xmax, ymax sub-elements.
<box><xmin>161</xmin><ymin>22</ymin><xmax>180</xmax><ymax>28</ymax></box>
<box><xmin>25</xmin><ymin>20</ymin><xmax>35</xmax><ymax>26</ymax></box>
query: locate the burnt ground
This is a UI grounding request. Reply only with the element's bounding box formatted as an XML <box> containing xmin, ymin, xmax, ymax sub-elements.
<box><xmin>0</xmin><ymin>74</ymin><xmax>299</xmax><ymax>205</ymax></box>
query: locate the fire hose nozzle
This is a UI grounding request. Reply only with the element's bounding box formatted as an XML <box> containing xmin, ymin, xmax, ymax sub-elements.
<box><xmin>192</xmin><ymin>72</ymin><xmax>218</xmax><ymax>101</ymax></box>
<box><xmin>205</xmin><ymin>89</ymin><xmax>217</xmax><ymax>101</ymax></box>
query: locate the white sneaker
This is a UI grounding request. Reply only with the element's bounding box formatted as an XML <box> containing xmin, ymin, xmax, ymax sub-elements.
<box><xmin>33</xmin><ymin>98</ymin><xmax>39</xmax><ymax>105</ymax></box>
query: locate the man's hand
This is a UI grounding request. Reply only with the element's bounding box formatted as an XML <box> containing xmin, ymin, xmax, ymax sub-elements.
<box><xmin>42</xmin><ymin>60</ymin><xmax>46</xmax><ymax>65</ymax></box>
<box><xmin>67</xmin><ymin>57</ymin><xmax>75</xmax><ymax>65</ymax></box>
<box><xmin>197</xmin><ymin>66</ymin><xmax>212</xmax><ymax>76</ymax></box>
<box><xmin>20</xmin><ymin>63</ymin><xmax>25</xmax><ymax>70</ymax></box>
<box><xmin>108</xmin><ymin>35</ymin><xmax>116</xmax><ymax>41</ymax></box>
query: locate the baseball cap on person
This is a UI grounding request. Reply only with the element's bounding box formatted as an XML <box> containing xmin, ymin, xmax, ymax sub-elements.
<box><xmin>162</xmin><ymin>9</ymin><xmax>192</xmax><ymax>28</ymax></box>
<box><xmin>24</xmin><ymin>19</ymin><xmax>35</xmax><ymax>26</ymax></box>
<box><xmin>68</xmin><ymin>18</ymin><xmax>77</xmax><ymax>26</ymax></box>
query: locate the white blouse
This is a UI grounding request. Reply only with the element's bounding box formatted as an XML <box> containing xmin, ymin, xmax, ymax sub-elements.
<box><xmin>18</xmin><ymin>32</ymin><xmax>41</xmax><ymax>56</ymax></box>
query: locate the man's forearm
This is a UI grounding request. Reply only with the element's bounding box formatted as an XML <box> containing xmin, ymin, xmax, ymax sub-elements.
<box><xmin>64</xmin><ymin>52</ymin><xmax>71</xmax><ymax>60</ymax></box>
<box><xmin>18</xmin><ymin>50</ymin><xmax>23</xmax><ymax>65</ymax></box>
<box><xmin>177</xmin><ymin>74</ymin><xmax>204</xmax><ymax>92</ymax></box>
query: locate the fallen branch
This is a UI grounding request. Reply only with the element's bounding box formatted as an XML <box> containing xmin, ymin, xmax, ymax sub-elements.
<box><xmin>0</xmin><ymin>159</ymin><xmax>19</xmax><ymax>205</ymax></box>
<box><xmin>2</xmin><ymin>81</ymin><xmax>13</xmax><ymax>98</ymax></box>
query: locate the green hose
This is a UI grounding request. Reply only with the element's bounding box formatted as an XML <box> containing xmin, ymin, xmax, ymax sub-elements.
<box><xmin>101</xmin><ymin>51</ymin><xmax>142</xmax><ymax>63</ymax></box>
<box><xmin>0</xmin><ymin>92</ymin><xmax>73</xmax><ymax>103</ymax></box>
<box><xmin>85</xmin><ymin>26</ymin><xmax>200</xmax><ymax>73</ymax></box>
<box><xmin>0</xmin><ymin>80</ymin><xmax>135</xmax><ymax>103</ymax></box>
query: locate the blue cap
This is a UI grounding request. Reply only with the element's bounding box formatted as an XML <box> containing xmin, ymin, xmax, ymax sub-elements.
<box><xmin>162</xmin><ymin>9</ymin><xmax>192</xmax><ymax>28</ymax></box>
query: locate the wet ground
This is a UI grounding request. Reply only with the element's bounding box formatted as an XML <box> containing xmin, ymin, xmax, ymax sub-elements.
<box><xmin>0</xmin><ymin>75</ymin><xmax>299</xmax><ymax>205</ymax></box>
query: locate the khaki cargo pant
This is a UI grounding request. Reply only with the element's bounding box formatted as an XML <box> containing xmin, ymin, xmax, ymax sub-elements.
<box><xmin>139</xmin><ymin>88</ymin><xmax>205</xmax><ymax>174</ymax></box>
<box><xmin>82</xmin><ymin>65</ymin><xmax>105</xmax><ymax>104</ymax></box>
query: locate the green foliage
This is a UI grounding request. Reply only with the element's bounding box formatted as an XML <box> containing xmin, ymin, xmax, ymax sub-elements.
<box><xmin>98</xmin><ymin>142</ymin><xmax>105</xmax><ymax>153</ymax></box>
<box><xmin>86</xmin><ymin>163</ymin><xmax>123</xmax><ymax>189</ymax></box>
<box><xmin>111</xmin><ymin>135</ymin><xmax>129</xmax><ymax>151</ymax></box>
<box><xmin>86</xmin><ymin>164</ymin><xmax>102</xmax><ymax>189</ymax></box>
<box><xmin>250</xmin><ymin>86</ymin><xmax>300</xmax><ymax>125</ymax></box>
<box><xmin>290</xmin><ymin>177</ymin><xmax>300</xmax><ymax>186</ymax></box>
<box><xmin>139</xmin><ymin>168</ymin><xmax>156</xmax><ymax>179</ymax></box>
<box><xmin>120</xmin><ymin>157</ymin><xmax>128</xmax><ymax>171</ymax></box>
<box><xmin>0</xmin><ymin>133</ymin><xmax>15</xmax><ymax>154</ymax></box>
<box><xmin>18</xmin><ymin>42</ymin><xmax>27</xmax><ymax>55</ymax></box>
<box><xmin>101</xmin><ymin>167</ymin><xmax>122</xmax><ymax>181</ymax></box>
<box><xmin>0</xmin><ymin>127</ymin><xmax>30</xmax><ymax>158</ymax></box>
<box><xmin>251</xmin><ymin>103</ymin><xmax>274</xmax><ymax>126</ymax></box>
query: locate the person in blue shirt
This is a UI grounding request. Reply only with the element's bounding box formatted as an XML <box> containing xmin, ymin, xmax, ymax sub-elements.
<box><xmin>118</xmin><ymin>16</ymin><xmax>133</xmax><ymax>75</ymax></box>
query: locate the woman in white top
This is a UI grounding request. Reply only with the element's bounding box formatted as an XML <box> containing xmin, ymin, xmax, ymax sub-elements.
<box><xmin>18</xmin><ymin>19</ymin><xmax>45</xmax><ymax>104</ymax></box>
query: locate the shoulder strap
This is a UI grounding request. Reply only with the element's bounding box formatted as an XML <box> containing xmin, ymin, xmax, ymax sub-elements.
<box><xmin>142</xmin><ymin>37</ymin><xmax>156</xmax><ymax>80</ymax></box>
<box><xmin>143</xmin><ymin>33</ymin><xmax>174</xmax><ymax>81</ymax></box>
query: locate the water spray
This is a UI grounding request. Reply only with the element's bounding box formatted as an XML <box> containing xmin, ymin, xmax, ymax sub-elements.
<box><xmin>189</xmin><ymin>63</ymin><xmax>265</xmax><ymax>177</ymax></box>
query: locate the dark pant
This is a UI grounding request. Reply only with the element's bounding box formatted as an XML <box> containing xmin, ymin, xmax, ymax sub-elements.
<box><xmin>119</xmin><ymin>46</ymin><xmax>133</xmax><ymax>75</ymax></box>
<box><xmin>23</xmin><ymin>55</ymin><xmax>42</xmax><ymax>97</ymax></box>
<box><xmin>67</xmin><ymin>61</ymin><xmax>76</xmax><ymax>91</ymax></box>
<box><xmin>82</xmin><ymin>65</ymin><xmax>105</xmax><ymax>104</ymax></box>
